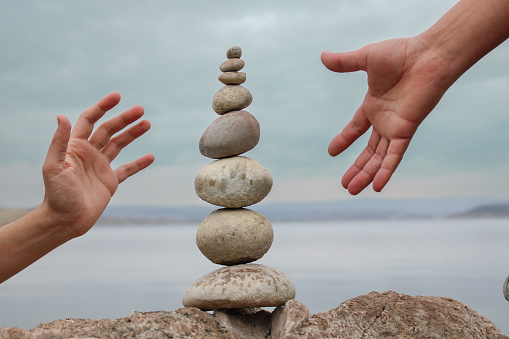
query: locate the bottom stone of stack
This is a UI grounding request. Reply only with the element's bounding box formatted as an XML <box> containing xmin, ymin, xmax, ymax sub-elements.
<box><xmin>182</xmin><ymin>264</ymin><xmax>296</xmax><ymax>311</ymax></box>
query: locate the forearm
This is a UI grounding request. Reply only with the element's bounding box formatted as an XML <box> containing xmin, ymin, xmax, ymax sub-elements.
<box><xmin>418</xmin><ymin>0</ymin><xmax>509</xmax><ymax>85</ymax></box>
<box><xmin>0</xmin><ymin>205</ymin><xmax>74</xmax><ymax>283</ymax></box>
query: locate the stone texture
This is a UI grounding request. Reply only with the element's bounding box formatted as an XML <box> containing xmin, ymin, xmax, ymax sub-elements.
<box><xmin>218</xmin><ymin>71</ymin><xmax>246</xmax><ymax>85</ymax></box>
<box><xmin>504</xmin><ymin>274</ymin><xmax>509</xmax><ymax>301</ymax></box>
<box><xmin>212</xmin><ymin>85</ymin><xmax>252</xmax><ymax>114</ymax></box>
<box><xmin>1</xmin><ymin>291</ymin><xmax>506</xmax><ymax>338</ymax></box>
<box><xmin>220</xmin><ymin>58</ymin><xmax>245</xmax><ymax>72</ymax></box>
<box><xmin>194</xmin><ymin>156</ymin><xmax>272</xmax><ymax>208</ymax></box>
<box><xmin>227</xmin><ymin>46</ymin><xmax>242</xmax><ymax>59</ymax></box>
<box><xmin>199</xmin><ymin>110</ymin><xmax>259</xmax><ymax>159</ymax></box>
<box><xmin>196</xmin><ymin>208</ymin><xmax>273</xmax><ymax>265</ymax></box>
<box><xmin>182</xmin><ymin>264</ymin><xmax>296</xmax><ymax>310</ymax></box>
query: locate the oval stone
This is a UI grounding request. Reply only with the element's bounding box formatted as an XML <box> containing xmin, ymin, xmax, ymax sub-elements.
<box><xmin>197</xmin><ymin>208</ymin><xmax>273</xmax><ymax>265</ymax></box>
<box><xmin>182</xmin><ymin>264</ymin><xmax>296</xmax><ymax>310</ymax></box>
<box><xmin>194</xmin><ymin>156</ymin><xmax>272</xmax><ymax>208</ymax></box>
<box><xmin>220</xmin><ymin>58</ymin><xmax>245</xmax><ymax>72</ymax></box>
<box><xmin>227</xmin><ymin>46</ymin><xmax>242</xmax><ymax>59</ymax></box>
<box><xmin>199</xmin><ymin>110</ymin><xmax>260</xmax><ymax>159</ymax></box>
<box><xmin>218</xmin><ymin>71</ymin><xmax>246</xmax><ymax>85</ymax></box>
<box><xmin>212</xmin><ymin>85</ymin><xmax>252</xmax><ymax>115</ymax></box>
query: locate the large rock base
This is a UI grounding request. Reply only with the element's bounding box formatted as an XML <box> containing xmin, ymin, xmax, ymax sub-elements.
<box><xmin>1</xmin><ymin>291</ymin><xmax>506</xmax><ymax>338</ymax></box>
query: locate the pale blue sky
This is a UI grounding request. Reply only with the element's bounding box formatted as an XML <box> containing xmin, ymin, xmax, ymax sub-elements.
<box><xmin>1</xmin><ymin>0</ymin><xmax>508</xmax><ymax>207</ymax></box>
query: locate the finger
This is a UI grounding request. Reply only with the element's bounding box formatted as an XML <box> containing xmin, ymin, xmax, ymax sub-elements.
<box><xmin>341</xmin><ymin>130</ymin><xmax>380</xmax><ymax>188</ymax></box>
<box><xmin>115</xmin><ymin>153</ymin><xmax>155</xmax><ymax>184</ymax></box>
<box><xmin>89</xmin><ymin>105</ymin><xmax>145</xmax><ymax>150</ymax></box>
<box><xmin>44</xmin><ymin>115</ymin><xmax>72</xmax><ymax>167</ymax></box>
<box><xmin>328</xmin><ymin>106</ymin><xmax>371</xmax><ymax>157</ymax></box>
<box><xmin>102</xmin><ymin>120</ymin><xmax>151</xmax><ymax>162</ymax></box>
<box><xmin>71</xmin><ymin>92</ymin><xmax>121</xmax><ymax>140</ymax></box>
<box><xmin>321</xmin><ymin>45</ymin><xmax>371</xmax><ymax>73</ymax></box>
<box><xmin>373</xmin><ymin>138</ymin><xmax>410</xmax><ymax>192</ymax></box>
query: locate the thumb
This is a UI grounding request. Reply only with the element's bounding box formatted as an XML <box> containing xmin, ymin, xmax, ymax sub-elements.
<box><xmin>321</xmin><ymin>45</ymin><xmax>371</xmax><ymax>73</ymax></box>
<box><xmin>45</xmin><ymin>115</ymin><xmax>72</xmax><ymax>165</ymax></box>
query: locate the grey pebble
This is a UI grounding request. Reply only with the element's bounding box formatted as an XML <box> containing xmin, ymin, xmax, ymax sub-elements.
<box><xmin>220</xmin><ymin>58</ymin><xmax>245</xmax><ymax>72</ymax></box>
<box><xmin>227</xmin><ymin>46</ymin><xmax>242</xmax><ymax>59</ymax></box>
<box><xmin>212</xmin><ymin>85</ymin><xmax>252</xmax><ymax>115</ymax></box>
<box><xmin>218</xmin><ymin>71</ymin><xmax>246</xmax><ymax>85</ymax></box>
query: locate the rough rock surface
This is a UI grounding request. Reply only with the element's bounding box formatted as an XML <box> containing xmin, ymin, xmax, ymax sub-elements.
<box><xmin>212</xmin><ymin>85</ymin><xmax>252</xmax><ymax>114</ymax></box>
<box><xmin>194</xmin><ymin>156</ymin><xmax>272</xmax><ymax>208</ymax></box>
<box><xmin>2</xmin><ymin>291</ymin><xmax>506</xmax><ymax>339</ymax></box>
<box><xmin>220</xmin><ymin>58</ymin><xmax>245</xmax><ymax>72</ymax></box>
<box><xmin>218</xmin><ymin>71</ymin><xmax>247</xmax><ymax>85</ymax></box>
<box><xmin>182</xmin><ymin>264</ymin><xmax>295</xmax><ymax>310</ymax></box>
<box><xmin>196</xmin><ymin>208</ymin><xmax>273</xmax><ymax>265</ymax></box>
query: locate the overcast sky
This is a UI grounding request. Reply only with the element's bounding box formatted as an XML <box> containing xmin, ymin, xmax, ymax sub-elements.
<box><xmin>1</xmin><ymin>0</ymin><xmax>508</xmax><ymax>208</ymax></box>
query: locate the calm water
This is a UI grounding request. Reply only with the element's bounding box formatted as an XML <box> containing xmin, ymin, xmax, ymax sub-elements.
<box><xmin>0</xmin><ymin>218</ymin><xmax>508</xmax><ymax>334</ymax></box>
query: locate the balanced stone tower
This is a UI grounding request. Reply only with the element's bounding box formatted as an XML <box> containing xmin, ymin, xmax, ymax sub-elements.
<box><xmin>183</xmin><ymin>46</ymin><xmax>296</xmax><ymax>310</ymax></box>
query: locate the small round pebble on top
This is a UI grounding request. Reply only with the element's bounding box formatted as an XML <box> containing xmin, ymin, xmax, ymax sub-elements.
<box><xmin>227</xmin><ymin>46</ymin><xmax>242</xmax><ymax>59</ymax></box>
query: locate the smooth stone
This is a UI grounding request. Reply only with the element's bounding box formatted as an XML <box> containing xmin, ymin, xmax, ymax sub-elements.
<box><xmin>218</xmin><ymin>71</ymin><xmax>246</xmax><ymax>85</ymax></box>
<box><xmin>199</xmin><ymin>110</ymin><xmax>259</xmax><ymax>159</ymax></box>
<box><xmin>220</xmin><ymin>58</ymin><xmax>245</xmax><ymax>72</ymax></box>
<box><xmin>196</xmin><ymin>208</ymin><xmax>273</xmax><ymax>265</ymax></box>
<box><xmin>194</xmin><ymin>156</ymin><xmax>272</xmax><ymax>208</ymax></box>
<box><xmin>182</xmin><ymin>264</ymin><xmax>296</xmax><ymax>310</ymax></box>
<box><xmin>227</xmin><ymin>46</ymin><xmax>242</xmax><ymax>59</ymax></box>
<box><xmin>212</xmin><ymin>85</ymin><xmax>252</xmax><ymax>115</ymax></box>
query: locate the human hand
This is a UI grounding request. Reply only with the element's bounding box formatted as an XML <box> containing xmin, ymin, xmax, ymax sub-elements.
<box><xmin>41</xmin><ymin>92</ymin><xmax>154</xmax><ymax>238</ymax></box>
<box><xmin>322</xmin><ymin>37</ymin><xmax>452</xmax><ymax>195</ymax></box>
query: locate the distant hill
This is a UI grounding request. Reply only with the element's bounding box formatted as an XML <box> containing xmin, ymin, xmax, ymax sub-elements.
<box><xmin>450</xmin><ymin>203</ymin><xmax>509</xmax><ymax>218</ymax></box>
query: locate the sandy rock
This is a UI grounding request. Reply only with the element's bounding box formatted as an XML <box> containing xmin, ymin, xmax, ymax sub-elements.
<box><xmin>227</xmin><ymin>46</ymin><xmax>242</xmax><ymax>59</ymax></box>
<box><xmin>196</xmin><ymin>208</ymin><xmax>273</xmax><ymax>265</ymax></box>
<box><xmin>199</xmin><ymin>110</ymin><xmax>259</xmax><ymax>159</ymax></box>
<box><xmin>1</xmin><ymin>291</ymin><xmax>506</xmax><ymax>338</ymax></box>
<box><xmin>182</xmin><ymin>264</ymin><xmax>296</xmax><ymax>310</ymax></box>
<box><xmin>194</xmin><ymin>156</ymin><xmax>272</xmax><ymax>208</ymax></box>
<box><xmin>212</xmin><ymin>85</ymin><xmax>252</xmax><ymax>114</ymax></box>
<box><xmin>218</xmin><ymin>71</ymin><xmax>246</xmax><ymax>85</ymax></box>
<box><xmin>220</xmin><ymin>58</ymin><xmax>245</xmax><ymax>72</ymax></box>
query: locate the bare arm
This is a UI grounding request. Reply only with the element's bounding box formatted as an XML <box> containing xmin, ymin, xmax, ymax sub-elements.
<box><xmin>0</xmin><ymin>92</ymin><xmax>155</xmax><ymax>283</ymax></box>
<box><xmin>322</xmin><ymin>0</ymin><xmax>509</xmax><ymax>195</ymax></box>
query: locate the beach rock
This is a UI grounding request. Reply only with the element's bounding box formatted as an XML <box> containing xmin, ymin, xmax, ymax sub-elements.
<box><xmin>219</xmin><ymin>71</ymin><xmax>246</xmax><ymax>85</ymax></box>
<box><xmin>212</xmin><ymin>85</ymin><xmax>252</xmax><ymax>114</ymax></box>
<box><xmin>504</xmin><ymin>274</ymin><xmax>509</xmax><ymax>301</ymax></box>
<box><xmin>194</xmin><ymin>156</ymin><xmax>272</xmax><ymax>208</ymax></box>
<box><xmin>227</xmin><ymin>46</ymin><xmax>242</xmax><ymax>59</ymax></box>
<box><xmin>196</xmin><ymin>208</ymin><xmax>273</xmax><ymax>265</ymax></box>
<box><xmin>182</xmin><ymin>264</ymin><xmax>296</xmax><ymax>310</ymax></box>
<box><xmin>2</xmin><ymin>291</ymin><xmax>506</xmax><ymax>338</ymax></box>
<box><xmin>199</xmin><ymin>110</ymin><xmax>259</xmax><ymax>159</ymax></box>
<box><xmin>220</xmin><ymin>58</ymin><xmax>245</xmax><ymax>72</ymax></box>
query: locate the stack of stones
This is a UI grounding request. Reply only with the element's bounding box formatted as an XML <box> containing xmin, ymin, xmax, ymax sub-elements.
<box><xmin>182</xmin><ymin>46</ymin><xmax>296</xmax><ymax>311</ymax></box>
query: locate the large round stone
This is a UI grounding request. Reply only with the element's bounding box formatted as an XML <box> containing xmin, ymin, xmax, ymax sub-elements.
<box><xmin>182</xmin><ymin>264</ymin><xmax>296</xmax><ymax>310</ymax></box>
<box><xmin>194</xmin><ymin>156</ymin><xmax>272</xmax><ymax>208</ymax></box>
<box><xmin>218</xmin><ymin>71</ymin><xmax>246</xmax><ymax>85</ymax></box>
<box><xmin>212</xmin><ymin>85</ymin><xmax>252</xmax><ymax>115</ymax></box>
<box><xmin>220</xmin><ymin>58</ymin><xmax>245</xmax><ymax>72</ymax></box>
<box><xmin>199</xmin><ymin>110</ymin><xmax>260</xmax><ymax>159</ymax></box>
<box><xmin>197</xmin><ymin>208</ymin><xmax>273</xmax><ymax>265</ymax></box>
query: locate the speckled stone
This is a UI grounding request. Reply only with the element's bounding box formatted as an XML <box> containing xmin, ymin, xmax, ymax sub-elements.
<box><xmin>194</xmin><ymin>156</ymin><xmax>272</xmax><ymax>208</ymax></box>
<box><xmin>199</xmin><ymin>110</ymin><xmax>259</xmax><ymax>159</ymax></box>
<box><xmin>218</xmin><ymin>71</ymin><xmax>246</xmax><ymax>85</ymax></box>
<box><xmin>196</xmin><ymin>208</ymin><xmax>273</xmax><ymax>265</ymax></box>
<box><xmin>182</xmin><ymin>264</ymin><xmax>296</xmax><ymax>310</ymax></box>
<box><xmin>220</xmin><ymin>58</ymin><xmax>245</xmax><ymax>72</ymax></box>
<box><xmin>212</xmin><ymin>85</ymin><xmax>252</xmax><ymax>115</ymax></box>
<box><xmin>227</xmin><ymin>46</ymin><xmax>242</xmax><ymax>59</ymax></box>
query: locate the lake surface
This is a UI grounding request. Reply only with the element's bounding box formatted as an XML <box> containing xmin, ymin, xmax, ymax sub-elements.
<box><xmin>1</xmin><ymin>218</ymin><xmax>508</xmax><ymax>334</ymax></box>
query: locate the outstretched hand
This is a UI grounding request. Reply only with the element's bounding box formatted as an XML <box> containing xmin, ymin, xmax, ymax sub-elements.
<box><xmin>322</xmin><ymin>37</ymin><xmax>452</xmax><ymax>195</ymax></box>
<box><xmin>41</xmin><ymin>92</ymin><xmax>155</xmax><ymax>238</ymax></box>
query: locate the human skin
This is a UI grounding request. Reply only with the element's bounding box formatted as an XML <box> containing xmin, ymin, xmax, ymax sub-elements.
<box><xmin>0</xmin><ymin>92</ymin><xmax>155</xmax><ymax>283</ymax></box>
<box><xmin>322</xmin><ymin>0</ymin><xmax>509</xmax><ymax>195</ymax></box>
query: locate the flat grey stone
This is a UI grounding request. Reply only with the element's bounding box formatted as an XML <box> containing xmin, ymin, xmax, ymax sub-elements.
<box><xmin>194</xmin><ymin>156</ymin><xmax>272</xmax><ymax>208</ymax></box>
<box><xmin>227</xmin><ymin>46</ymin><xmax>242</xmax><ymax>59</ymax></box>
<box><xmin>218</xmin><ymin>71</ymin><xmax>246</xmax><ymax>85</ymax></box>
<box><xmin>220</xmin><ymin>58</ymin><xmax>245</xmax><ymax>72</ymax></box>
<box><xmin>196</xmin><ymin>208</ymin><xmax>273</xmax><ymax>265</ymax></box>
<box><xmin>212</xmin><ymin>85</ymin><xmax>252</xmax><ymax>115</ymax></box>
<box><xmin>199</xmin><ymin>110</ymin><xmax>259</xmax><ymax>159</ymax></box>
<box><xmin>182</xmin><ymin>264</ymin><xmax>296</xmax><ymax>310</ymax></box>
